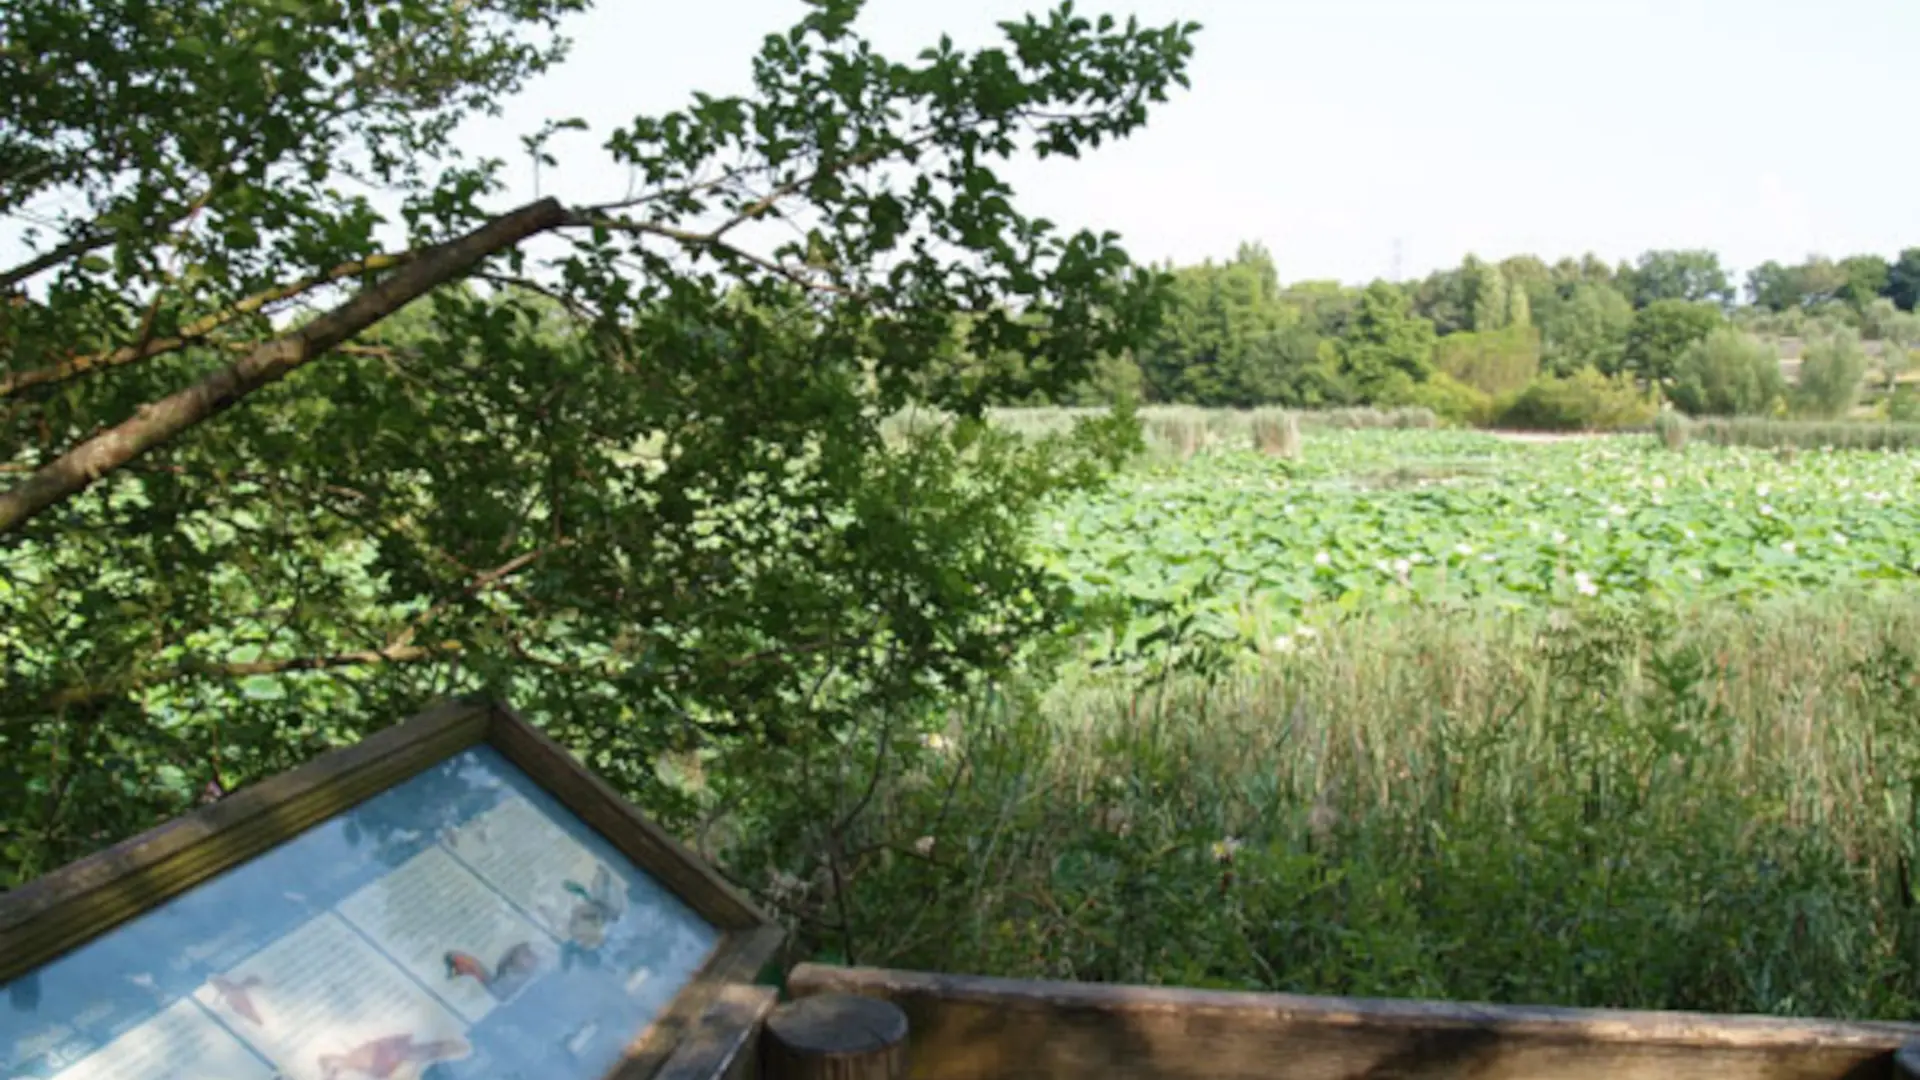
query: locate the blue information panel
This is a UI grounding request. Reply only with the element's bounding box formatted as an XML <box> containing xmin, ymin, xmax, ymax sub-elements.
<box><xmin>1</xmin><ymin>746</ymin><xmax>722</xmax><ymax>1080</ymax></box>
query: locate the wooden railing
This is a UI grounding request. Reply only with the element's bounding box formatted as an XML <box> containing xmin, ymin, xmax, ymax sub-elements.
<box><xmin>782</xmin><ymin>962</ymin><xmax>1920</xmax><ymax>1080</ymax></box>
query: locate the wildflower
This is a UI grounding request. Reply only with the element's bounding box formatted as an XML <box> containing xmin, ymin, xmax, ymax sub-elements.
<box><xmin>1780</xmin><ymin>541</ymin><xmax>1796</xmax><ymax>556</ymax></box>
<box><xmin>1313</xmin><ymin>550</ymin><xmax>1332</xmax><ymax>567</ymax></box>
<box><xmin>1651</xmin><ymin>475</ymin><xmax>1667</xmax><ymax>490</ymax></box>
<box><xmin>1210</xmin><ymin>837</ymin><xmax>1244</xmax><ymax>864</ymax></box>
<box><xmin>1480</xmin><ymin>553</ymin><xmax>1497</xmax><ymax>563</ymax></box>
<box><xmin>1272</xmin><ymin>634</ymin><xmax>1295</xmax><ymax>653</ymax></box>
<box><xmin>1574</xmin><ymin>571</ymin><xmax>1599</xmax><ymax>597</ymax></box>
<box><xmin>1296</xmin><ymin>625</ymin><xmax>1318</xmax><ymax>640</ymax></box>
<box><xmin>1683</xmin><ymin>528</ymin><xmax>1696</xmax><ymax>540</ymax></box>
<box><xmin>1759</xmin><ymin>504</ymin><xmax>1774</xmax><ymax>517</ymax></box>
<box><xmin>1453</xmin><ymin>543</ymin><xmax>1473</xmax><ymax>557</ymax></box>
<box><xmin>913</xmin><ymin>836</ymin><xmax>937</xmax><ymax>857</ymax></box>
<box><xmin>922</xmin><ymin>732</ymin><xmax>954</xmax><ymax>753</ymax></box>
<box><xmin>1832</xmin><ymin>531</ymin><xmax>1849</xmax><ymax>547</ymax></box>
<box><xmin>1757</xmin><ymin>483</ymin><xmax>1771</xmax><ymax>497</ymax></box>
<box><xmin>1392</xmin><ymin>558</ymin><xmax>1412</xmax><ymax>575</ymax></box>
<box><xmin>1609</xmin><ymin>504</ymin><xmax>1626</xmax><ymax>517</ymax></box>
<box><xmin>1551</xmin><ymin>530</ymin><xmax>1568</xmax><ymax>546</ymax></box>
<box><xmin>1689</xmin><ymin>568</ymin><xmax>1704</xmax><ymax>582</ymax></box>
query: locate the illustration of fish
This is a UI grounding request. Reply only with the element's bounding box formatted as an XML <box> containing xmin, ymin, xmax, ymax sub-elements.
<box><xmin>560</xmin><ymin>864</ymin><xmax>628</xmax><ymax>950</ymax></box>
<box><xmin>208</xmin><ymin>974</ymin><xmax>266</xmax><ymax>1025</ymax></box>
<box><xmin>316</xmin><ymin>1033</ymin><xmax>470</xmax><ymax>1080</ymax></box>
<box><xmin>444</xmin><ymin>942</ymin><xmax>540</xmax><ymax>1001</ymax></box>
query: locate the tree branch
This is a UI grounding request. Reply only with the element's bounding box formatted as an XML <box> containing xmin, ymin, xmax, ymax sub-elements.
<box><xmin>565</xmin><ymin>210</ymin><xmax>858</xmax><ymax>298</ymax></box>
<box><xmin>0</xmin><ymin>230</ymin><xmax>115</xmax><ymax>293</ymax></box>
<box><xmin>0</xmin><ymin>198</ymin><xmax>567</xmax><ymax>535</ymax></box>
<box><xmin>1</xmin><ymin>250</ymin><xmax>421</xmax><ymax>400</ymax></box>
<box><xmin>31</xmin><ymin>642</ymin><xmax>461</xmax><ymax>713</ymax></box>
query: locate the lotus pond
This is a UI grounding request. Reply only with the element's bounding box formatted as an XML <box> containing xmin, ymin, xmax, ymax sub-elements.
<box><xmin>1035</xmin><ymin>430</ymin><xmax>1920</xmax><ymax>663</ymax></box>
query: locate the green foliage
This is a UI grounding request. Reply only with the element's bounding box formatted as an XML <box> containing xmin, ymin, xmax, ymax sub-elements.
<box><xmin>1409</xmin><ymin>255</ymin><xmax>1527</xmax><ymax>336</ymax></box>
<box><xmin>1497</xmin><ymin>369</ymin><xmax>1656</xmax><ymax>431</ymax></box>
<box><xmin>1399</xmin><ymin>371</ymin><xmax>1493</xmax><ymax>427</ymax></box>
<box><xmin>1621</xmin><ymin>299</ymin><xmax>1724</xmax><ymax>384</ymax></box>
<box><xmin>1667</xmin><ymin>329</ymin><xmax>1784</xmax><ymax>416</ymax></box>
<box><xmin>1136</xmin><ymin>245</ymin><xmax>1332</xmax><ymax>407</ymax></box>
<box><xmin>1796</xmin><ymin>331</ymin><xmax>1871</xmax><ymax>419</ymax></box>
<box><xmin>1434</xmin><ymin>324</ymin><xmax>1541</xmax><ymax>397</ymax></box>
<box><xmin>1329</xmin><ymin>282</ymin><xmax>1437</xmax><ymax>401</ymax></box>
<box><xmin>1889</xmin><ymin>248</ymin><xmax>1920</xmax><ymax>313</ymax></box>
<box><xmin>1622</xmin><ymin>249</ymin><xmax>1733</xmax><ymax>308</ymax></box>
<box><xmin>1537</xmin><ymin>281</ymin><xmax>1634</xmax><ymax>376</ymax></box>
<box><xmin>1889</xmin><ymin>389</ymin><xmax>1920</xmax><ymax>424</ymax></box>
<box><xmin>1837</xmin><ymin>254</ymin><xmax>1892</xmax><ymax>309</ymax></box>
<box><xmin>1</xmin><ymin>0</ymin><xmax>1200</xmax><ymax>882</ymax></box>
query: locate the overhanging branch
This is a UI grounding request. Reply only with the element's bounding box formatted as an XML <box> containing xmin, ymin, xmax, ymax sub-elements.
<box><xmin>0</xmin><ymin>250</ymin><xmax>420</xmax><ymax>400</ymax></box>
<box><xmin>0</xmin><ymin>198</ymin><xmax>567</xmax><ymax>535</ymax></box>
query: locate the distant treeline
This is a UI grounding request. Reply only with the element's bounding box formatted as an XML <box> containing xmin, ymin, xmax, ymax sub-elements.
<box><xmin>959</xmin><ymin>246</ymin><xmax>1920</xmax><ymax>429</ymax></box>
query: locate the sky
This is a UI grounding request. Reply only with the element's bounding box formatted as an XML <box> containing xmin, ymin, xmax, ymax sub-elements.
<box><xmin>447</xmin><ymin>0</ymin><xmax>1920</xmax><ymax>287</ymax></box>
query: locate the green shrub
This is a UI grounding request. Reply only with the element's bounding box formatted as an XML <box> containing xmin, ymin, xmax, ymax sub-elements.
<box><xmin>1668</xmin><ymin>329</ymin><xmax>1784</xmax><ymax>416</ymax></box>
<box><xmin>1434</xmin><ymin>325</ymin><xmax>1542</xmax><ymax>397</ymax></box>
<box><xmin>1890</xmin><ymin>387</ymin><xmax>1920</xmax><ymax>424</ymax></box>
<box><xmin>1398</xmin><ymin>371</ymin><xmax>1494</xmax><ymax>427</ymax></box>
<box><xmin>1796</xmin><ymin>331</ymin><xmax>1870</xmax><ymax>419</ymax></box>
<box><xmin>1496</xmin><ymin>369</ymin><xmax>1657</xmax><ymax>431</ymax></box>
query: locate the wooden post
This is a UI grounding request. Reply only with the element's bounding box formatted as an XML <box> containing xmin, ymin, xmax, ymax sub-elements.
<box><xmin>1896</xmin><ymin>1040</ymin><xmax>1920</xmax><ymax>1079</ymax></box>
<box><xmin>763</xmin><ymin>992</ymin><xmax>909</xmax><ymax>1080</ymax></box>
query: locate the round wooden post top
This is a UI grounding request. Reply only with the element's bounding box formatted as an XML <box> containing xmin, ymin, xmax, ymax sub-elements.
<box><xmin>765</xmin><ymin>993</ymin><xmax>909</xmax><ymax>1080</ymax></box>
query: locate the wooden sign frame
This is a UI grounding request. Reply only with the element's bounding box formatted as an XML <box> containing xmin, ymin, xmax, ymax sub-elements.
<box><xmin>0</xmin><ymin>696</ymin><xmax>784</xmax><ymax>1080</ymax></box>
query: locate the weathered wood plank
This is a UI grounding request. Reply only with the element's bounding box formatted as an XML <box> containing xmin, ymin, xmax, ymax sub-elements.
<box><xmin>765</xmin><ymin>992</ymin><xmax>910</xmax><ymax>1080</ymax></box>
<box><xmin>788</xmin><ymin>964</ymin><xmax>1920</xmax><ymax>1080</ymax></box>
<box><xmin>610</xmin><ymin>924</ymin><xmax>787</xmax><ymax>1080</ymax></box>
<box><xmin>484</xmin><ymin>702</ymin><xmax>768</xmax><ymax>930</ymax></box>
<box><xmin>0</xmin><ymin>697</ymin><xmax>491</xmax><ymax>982</ymax></box>
<box><xmin>652</xmin><ymin>983</ymin><xmax>780</xmax><ymax>1080</ymax></box>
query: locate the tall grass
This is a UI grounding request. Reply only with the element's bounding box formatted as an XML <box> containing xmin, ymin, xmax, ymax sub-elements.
<box><xmin>718</xmin><ymin>596</ymin><xmax>1920</xmax><ymax>1020</ymax></box>
<box><xmin>1682</xmin><ymin>416</ymin><xmax>1920</xmax><ymax>451</ymax></box>
<box><xmin>881</xmin><ymin>405</ymin><xmax>1439</xmax><ymax>458</ymax></box>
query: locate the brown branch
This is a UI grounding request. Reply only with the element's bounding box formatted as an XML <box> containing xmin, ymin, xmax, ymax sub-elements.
<box><xmin>0</xmin><ymin>231</ymin><xmax>114</xmax><ymax>293</ymax></box>
<box><xmin>567</xmin><ymin>211</ymin><xmax>858</xmax><ymax>298</ymax></box>
<box><xmin>0</xmin><ymin>198</ymin><xmax>567</xmax><ymax>535</ymax></box>
<box><xmin>0</xmin><ymin>250</ymin><xmax>421</xmax><ymax>400</ymax></box>
<box><xmin>32</xmin><ymin>642</ymin><xmax>461</xmax><ymax>713</ymax></box>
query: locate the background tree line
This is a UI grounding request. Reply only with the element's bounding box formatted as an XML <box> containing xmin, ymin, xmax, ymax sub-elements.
<box><xmin>953</xmin><ymin>244</ymin><xmax>1920</xmax><ymax>428</ymax></box>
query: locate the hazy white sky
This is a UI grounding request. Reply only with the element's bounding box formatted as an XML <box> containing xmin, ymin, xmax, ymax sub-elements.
<box><xmin>454</xmin><ymin>0</ymin><xmax>1920</xmax><ymax>286</ymax></box>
